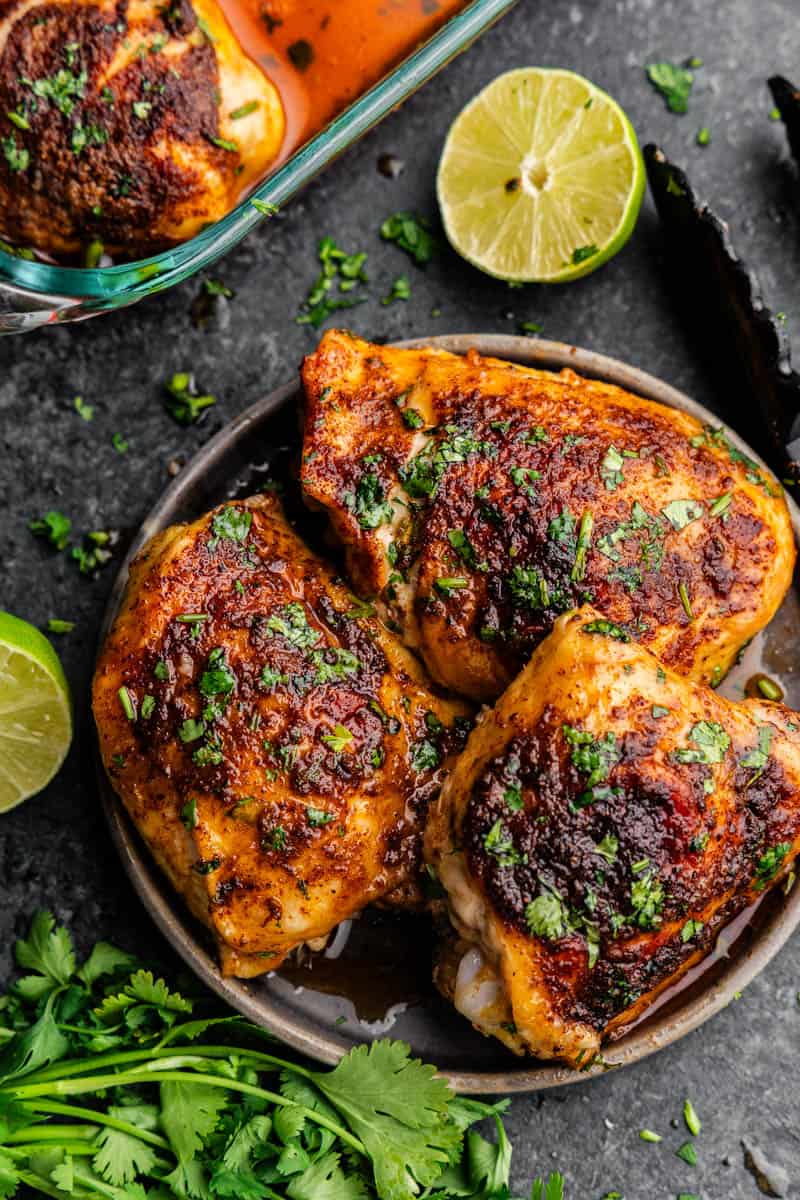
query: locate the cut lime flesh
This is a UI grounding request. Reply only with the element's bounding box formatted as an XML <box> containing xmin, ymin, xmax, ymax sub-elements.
<box><xmin>437</xmin><ymin>67</ymin><xmax>645</xmax><ymax>283</ymax></box>
<box><xmin>0</xmin><ymin>611</ymin><xmax>72</xmax><ymax>813</ymax></box>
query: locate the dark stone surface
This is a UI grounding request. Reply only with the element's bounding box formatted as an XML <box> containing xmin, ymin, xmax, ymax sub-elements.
<box><xmin>1</xmin><ymin>0</ymin><xmax>799</xmax><ymax>1195</ymax></box>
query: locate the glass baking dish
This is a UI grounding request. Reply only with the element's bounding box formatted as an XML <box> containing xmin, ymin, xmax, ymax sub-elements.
<box><xmin>0</xmin><ymin>0</ymin><xmax>516</xmax><ymax>334</ymax></box>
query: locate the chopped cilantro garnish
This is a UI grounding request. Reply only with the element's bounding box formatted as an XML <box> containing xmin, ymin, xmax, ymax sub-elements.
<box><xmin>2</xmin><ymin>133</ymin><xmax>29</xmax><ymax>171</ymax></box>
<box><xmin>548</xmin><ymin>508</ymin><xmax>576</xmax><ymax>545</ymax></box>
<box><xmin>229</xmin><ymin>99</ymin><xmax>259</xmax><ymax>120</ymax></box>
<box><xmin>508</xmin><ymin>565</ymin><xmax>553</xmax><ymax>610</ymax></box>
<box><xmin>250</xmin><ymin>198</ymin><xmax>279</xmax><ymax>216</ymax></box>
<box><xmin>525</xmin><ymin>888</ymin><xmax>569</xmax><ymax>939</ymax></box>
<box><xmin>594</xmin><ymin>834</ymin><xmax>619</xmax><ymax>863</ymax></box>
<box><xmin>483</xmin><ymin>819</ymin><xmax>526</xmax><ymax>868</ymax></box>
<box><xmin>630</xmin><ymin>862</ymin><xmax>665</xmax><ymax>929</ymax></box>
<box><xmin>435</xmin><ymin>576</ymin><xmax>469</xmax><ymax>595</ymax></box>
<box><xmin>306</xmin><ymin>806</ymin><xmax>335</xmax><ymax>827</ymax></box>
<box><xmin>199</xmin><ymin>647</ymin><xmax>236</xmax><ymax>699</ymax></box>
<box><xmin>311</xmin><ymin>647</ymin><xmax>361</xmax><ymax>683</ymax></box>
<box><xmin>111</xmin><ymin>432</ymin><xmax>128</xmax><ymax>454</ymax></box>
<box><xmin>179</xmin><ymin>718</ymin><xmax>205</xmax><ymax>743</ymax></box>
<box><xmin>673</xmin><ymin>721</ymin><xmax>729</xmax><ymax>765</ymax></box>
<box><xmin>677</xmin><ymin>1141</ymin><xmax>698</xmax><ymax>1166</ymax></box>
<box><xmin>29</xmin><ymin>510</ymin><xmax>71</xmax><ymax>551</ymax></box>
<box><xmin>180</xmin><ymin>797</ymin><xmax>198</xmax><ymax>829</ymax></box>
<box><xmin>73</xmin><ymin>395</ymin><xmax>94</xmax><ymax>421</ymax></box>
<box><xmin>754</xmin><ymin>842</ymin><xmax>791</xmax><ymax>890</ymax></box>
<box><xmin>661</xmin><ymin>498</ymin><xmax>705</xmax><ymax>530</ymax></box>
<box><xmin>646</xmin><ymin>61</ymin><xmax>694</xmax><ymax>113</ymax></box>
<box><xmin>571</xmin><ymin>244</ymin><xmax>598</xmax><ymax>265</ymax></box>
<box><xmin>210</xmin><ymin>506</ymin><xmax>252</xmax><ymax>544</ymax></box>
<box><xmin>683</xmin><ymin>1099</ymin><xmax>702</xmax><ymax>1136</ymax></box>
<box><xmin>164</xmin><ymin>372</ymin><xmax>217</xmax><ymax>424</ymax></box>
<box><xmin>708</xmin><ymin>492</ymin><xmax>732</xmax><ymax>518</ymax></box>
<box><xmin>345</xmin><ymin>469</ymin><xmax>394</xmax><ymax>529</ymax></box>
<box><xmin>410</xmin><ymin>739</ymin><xmax>440</xmax><ymax>772</ymax></box>
<box><xmin>740</xmin><ymin>725</ymin><xmax>773</xmax><ymax>778</ymax></box>
<box><xmin>117</xmin><ymin>686</ymin><xmax>136</xmax><ymax>721</ymax></box>
<box><xmin>563</xmin><ymin>724</ymin><xmax>621</xmax><ymax>806</ymax></box>
<box><xmin>680</xmin><ymin>918</ymin><xmax>704</xmax><ymax>942</ymax></box>
<box><xmin>600</xmin><ymin>445</ymin><xmax>626</xmax><ymax>491</ymax></box>
<box><xmin>570</xmin><ymin>511</ymin><xmax>594</xmax><ymax>582</ymax></box>
<box><xmin>652</xmin><ymin>704</ymin><xmax>670</xmax><ymax>718</ymax></box>
<box><xmin>265</xmin><ymin>603</ymin><xmax>320</xmax><ymax>649</ymax></box>
<box><xmin>380</xmin><ymin>211</ymin><xmax>438</xmax><ymax>264</ymax></box>
<box><xmin>321</xmin><ymin>723</ymin><xmax>355</xmax><ymax>753</ymax></box>
<box><xmin>297</xmin><ymin>235</ymin><xmax>368</xmax><ymax>328</ymax></box>
<box><xmin>581</xmin><ymin>618</ymin><xmax>630</xmax><ymax>642</ymax></box>
<box><xmin>382</xmin><ymin>275</ymin><xmax>411</xmax><ymax>305</ymax></box>
<box><xmin>46</xmin><ymin>619</ymin><xmax>74</xmax><ymax>634</ymax></box>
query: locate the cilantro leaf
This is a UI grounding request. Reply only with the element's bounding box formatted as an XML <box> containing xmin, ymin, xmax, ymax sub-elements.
<box><xmin>93</xmin><ymin>1118</ymin><xmax>160</xmax><ymax>1185</ymax></box>
<box><xmin>161</xmin><ymin>1080</ymin><xmax>229</xmax><ymax>1164</ymax></box>
<box><xmin>0</xmin><ymin>1152</ymin><xmax>19</xmax><ymax>1200</ymax></box>
<box><xmin>312</xmin><ymin>1040</ymin><xmax>459</xmax><ymax>1200</ymax></box>
<box><xmin>78</xmin><ymin>942</ymin><xmax>136</xmax><ymax>987</ymax></box>
<box><xmin>0</xmin><ymin>996</ymin><xmax>69</xmax><ymax>1084</ymax></box>
<box><xmin>15</xmin><ymin>909</ymin><xmax>76</xmax><ymax>986</ymax></box>
<box><xmin>287</xmin><ymin>1152</ymin><xmax>370</xmax><ymax>1200</ymax></box>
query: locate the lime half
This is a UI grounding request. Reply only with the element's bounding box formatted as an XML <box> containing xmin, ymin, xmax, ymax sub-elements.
<box><xmin>0</xmin><ymin>611</ymin><xmax>72</xmax><ymax>812</ymax></box>
<box><xmin>437</xmin><ymin>67</ymin><xmax>645</xmax><ymax>283</ymax></box>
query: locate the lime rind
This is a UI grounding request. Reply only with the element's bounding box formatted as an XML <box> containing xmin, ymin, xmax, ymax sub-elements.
<box><xmin>0</xmin><ymin>610</ymin><xmax>72</xmax><ymax>813</ymax></box>
<box><xmin>436</xmin><ymin>67</ymin><xmax>646</xmax><ymax>284</ymax></box>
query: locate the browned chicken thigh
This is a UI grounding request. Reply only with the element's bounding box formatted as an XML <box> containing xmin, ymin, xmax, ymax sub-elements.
<box><xmin>93</xmin><ymin>494</ymin><xmax>471</xmax><ymax>977</ymax></box>
<box><xmin>301</xmin><ymin>331</ymin><xmax>795</xmax><ymax>702</ymax></box>
<box><xmin>0</xmin><ymin>0</ymin><xmax>284</xmax><ymax>259</ymax></box>
<box><xmin>424</xmin><ymin>605</ymin><xmax>800</xmax><ymax>1065</ymax></box>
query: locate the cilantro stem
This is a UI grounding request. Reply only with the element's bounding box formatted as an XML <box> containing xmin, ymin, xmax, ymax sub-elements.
<box><xmin>7</xmin><ymin>1069</ymin><xmax>367</xmax><ymax>1156</ymax></box>
<box><xmin>14</xmin><ymin>1169</ymin><xmax>82</xmax><ymax>1200</ymax></box>
<box><xmin>21</xmin><ymin>1099</ymin><xmax>171</xmax><ymax>1149</ymax></box>
<box><xmin>6</xmin><ymin>1140</ymin><xmax>95</xmax><ymax>1156</ymax></box>
<box><xmin>4</xmin><ymin>1124</ymin><xmax>97</xmax><ymax>1144</ymax></box>
<box><xmin>19</xmin><ymin>1042</ymin><xmax>314</xmax><ymax>1086</ymax></box>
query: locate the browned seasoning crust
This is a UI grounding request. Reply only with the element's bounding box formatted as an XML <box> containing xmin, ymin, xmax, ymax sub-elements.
<box><xmin>424</xmin><ymin>605</ymin><xmax>800</xmax><ymax>1065</ymax></box>
<box><xmin>300</xmin><ymin>330</ymin><xmax>796</xmax><ymax>702</ymax></box>
<box><xmin>0</xmin><ymin>0</ymin><xmax>283</xmax><ymax>258</ymax></box>
<box><xmin>92</xmin><ymin>492</ymin><xmax>472</xmax><ymax>977</ymax></box>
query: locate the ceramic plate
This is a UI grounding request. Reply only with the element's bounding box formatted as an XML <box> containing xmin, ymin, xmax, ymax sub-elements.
<box><xmin>96</xmin><ymin>335</ymin><xmax>800</xmax><ymax>1093</ymax></box>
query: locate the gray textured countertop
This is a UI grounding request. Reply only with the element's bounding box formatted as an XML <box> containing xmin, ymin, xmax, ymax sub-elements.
<box><xmin>2</xmin><ymin>0</ymin><xmax>799</xmax><ymax>1195</ymax></box>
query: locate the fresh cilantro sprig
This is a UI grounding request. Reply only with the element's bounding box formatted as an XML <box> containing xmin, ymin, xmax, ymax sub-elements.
<box><xmin>0</xmin><ymin>912</ymin><xmax>540</xmax><ymax>1200</ymax></box>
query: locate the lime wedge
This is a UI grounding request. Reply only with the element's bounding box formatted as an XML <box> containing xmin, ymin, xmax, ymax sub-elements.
<box><xmin>436</xmin><ymin>67</ymin><xmax>645</xmax><ymax>283</ymax></box>
<box><xmin>0</xmin><ymin>611</ymin><xmax>72</xmax><ymax>812</ymax></box>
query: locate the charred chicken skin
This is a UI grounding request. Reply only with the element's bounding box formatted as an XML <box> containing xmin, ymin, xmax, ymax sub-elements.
<box><xmin>0</xmin><ymin>0</ymin><xmax>284</xmax><ymax>259</ymax></box>
<box><xmin>301</xmin><ymin>330</ymin><xmax>795</xmax><ymax>702</ymax></box>
<box><xmin>424</xmin><ymin>605</ymin><xmax>800</xmax><ymax>1066</ymax></box>
<box><xmin>92</xmin><ymin>494</ymin><xmax>471</xmax><ymax>977</ymax></box>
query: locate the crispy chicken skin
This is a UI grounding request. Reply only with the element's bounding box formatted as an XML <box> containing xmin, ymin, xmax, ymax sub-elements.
<box><xmin>92</xmin><ymin>494</ymin><xmax>471</xmax><ymax>977</ymax></box>
<box><xmin>301</xmin><ymin>330</ymin><xmax>795</xmax><ymax>702</ymax></box>
<box><xmin>424</xmin><ymin>605</ymin><xmax>800</xmax><ymax>1065</ymax></box>
<box><xmin>0</xmin><ymin>0</ymin><xmax>284</xmax><ymax>259</ymax></box>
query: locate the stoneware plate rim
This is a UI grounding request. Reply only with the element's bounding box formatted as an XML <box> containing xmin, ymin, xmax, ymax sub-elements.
<box><xmin>96</xmin><ymin>334</ymin><xmax>800</xmax><ymax>1094</ymax></box>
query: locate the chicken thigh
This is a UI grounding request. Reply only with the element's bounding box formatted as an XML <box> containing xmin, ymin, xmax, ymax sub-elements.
<box><xmin>0</xmin><ymin>0</ymin><xmax>284</xmax><ymax>259</ymax></box>
<box><xmin>424</xmin><ymin>605</ymin><xmax>800</xmax><ymax>1065</ymax></box>
<box><xmin>93</xmin><ymin>494</ymin><xmax>471</xmax><ymax>977</ymax></box>
<box><xmin>301</xmin><ymin>331</ymin><xmax>795</xmax><ymax>702</ymax></box>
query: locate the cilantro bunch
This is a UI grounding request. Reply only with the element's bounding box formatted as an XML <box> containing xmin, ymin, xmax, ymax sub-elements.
<box><xmin>0</xmin><ymin>913</ymin><xmax>562</xmax><ymax>1200</ymax></box>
